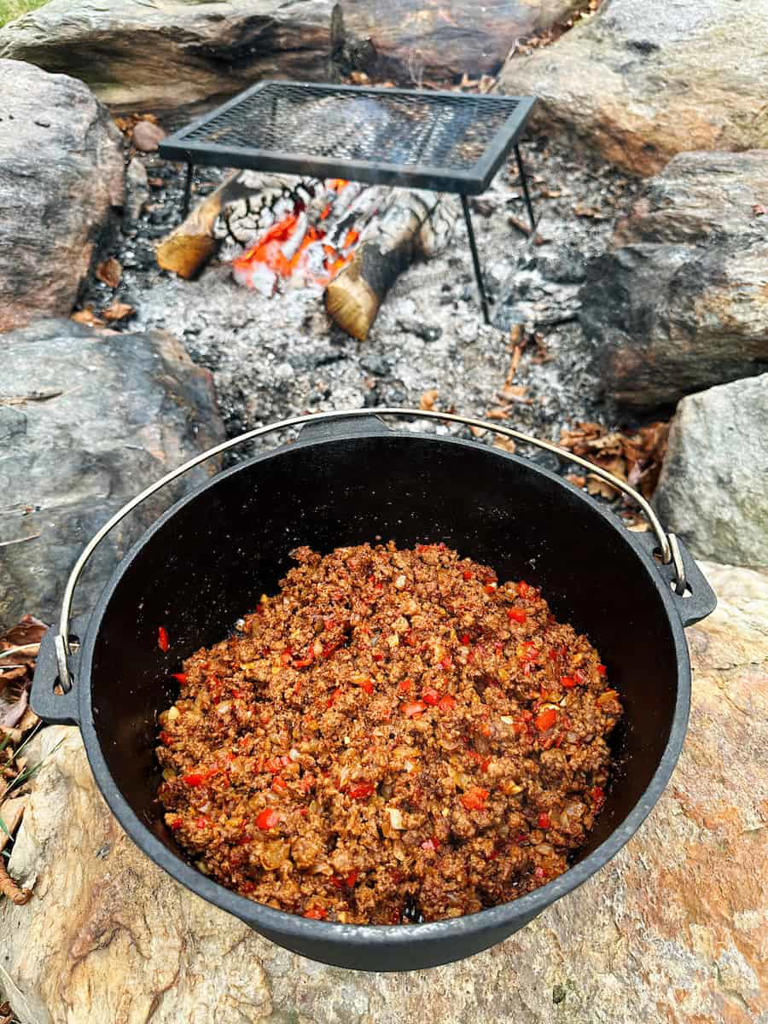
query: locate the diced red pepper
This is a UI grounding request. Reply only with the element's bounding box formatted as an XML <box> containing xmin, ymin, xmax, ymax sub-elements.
<box><xmin>331</xmin><ymin>875</ymin><xmax>344</xmax><ymax>889</ymax></box>
<box><xmin>438</xmin><ymin>694</ymin><xmax>457</xmax><ymax>712</ymax></box>
<box><xmin>170</xmin><ymin>817</ymin><xmax>183</xmax><ymax>831</ymax></box>
<box><xmin>171</xmin><ymin>672</ymin><xmax>187</xmax><ymax>684</ymax></box>
<box><xmin>462</xmin><ymin>570</ymin><xmax>473</xmax><ymax>580</ymax></box>
<box><xmin>354</xmin><ymin>678</ymin><xmax>373</xmax><ymax>694</ymax></box>
<box><xmin>183</xmin><ymin>773</ymin><xmax>205</xmax><ymax>787</ymax></box>
<box><xmin>574</xmin><ymin>669</ymin><xmax>588</xmax><ymax>686</ymax></box>
<box><xmin>480</xmin><ymin>755</ymin><xmax>491</xmax><ymax>772</ymax></box>
<box><xmin>403</xmin><ymin>631</ymin><xmax>419</xmax><ymax>647</ymax></box>
<box><xmin>561</xmin><ymin>675</ymin><xmax>577</xmax><ymax>689</ymax></box>
<box><xmin>280</xmin><ymin>650</ymin><xmax>292</xmax><ymax>665</ymax></box>
<box><xmin>271</xmin><ymin>776</ymin><xmax>287</xmax><ymax>792</ymax></box>
<box><xmin>293</xmin><ymin>654</ymin><xmax>314</xmax><ymax>668</ymax></box>
<box><xmin>255</xmin><ymin>808</ymin><xmax>281</xmax><ymax>830</ymax></box>
<box><xmin>157</xmin><ymin>626</ymin><xmax>169</xmax><ymax>652</ymax></box>
<box><xmin>440</xmin><ymin>656</ymin><xmax>452</xmax><ymax>670</ymax></box>
<box><xmin>597</xmin><ymin>664</ymin><xmax>607</xmax><ymax>676</ymax></box>
<box><xmin>422</xmin><ymin>687</ymin><xmax>441</xmax><ymax>706</ymax></box>
<box><xmin>327</xmin><ymin>687</ymin><xmax>342</xmax><ymax>708</ymax></box>
<box><xmin>507</xmin><ymin>608</ymin><xmax>527</xmax><ymax>624</ymax></box>
<box><xmin>460</xmin><ymin>634</ymin><xmax>471</xmax><ymax>645</ymax></box>
<box><xmin>484</xmin><ymin>583</ymin><xmax>497</xmax><ymax>594</ymax></box>
<box><xmin>347</xmin><ymin>781</ymin><xmax>375</xmax><ymax>800</ymax></box>
<box><xmin>537</xmin><ymin>812</ymin><xmax>551</xmax><ymax>829</ymax></box>
<box><xmin>303</xmin><ymin>906</ymin><xmax>328</xmax><ymax>920</ymax></box>
<box><xmin>461</xmin><ymin>786</ymin><xmax>489</xmax><ymax>811</ymax></box>
<box><xmin>195</xmin><ymin>816</ymin><xmax>210</xmax><ymax>830</ymax></box>
<box><xmin>591</xmin><ymin>786</ymin><xmax>605</xmax><ymax>807</ymax></box>
<box><xmin>372</xmin><ymin>652</ymin><xmax>384</xmax><ymax>662</ymax></box>
<box><xmin>299</xmin><ymin>807</ymin><xmax>308</xmax><ymax>817</ymax></box>
<box><xmin>401</xmin><ymin>701</ymin><xmax>426</xmax><ymax>718</ymax></box>
<box><xmin>517</xmin><ymin>581</ymin><xmax>530</xmax><ymax>597</ymax></box>
<box><xmin>535</xmin><ymin>708</ymin><xmax>558</xmax><ymax>732</ymax></box>
<box><xmin>159</xmin><ymin>730</ymin><xmax>173</xmax><ymax>747</ymax></box>
<box><xmin>240</xmin><ymin>881</ymin><xmax>256</xmax><ymax>894</ymax></box>
<box><xmin>534</xmin><ymin>865</ymin><xmax>546</xmax><ymax>879</ymax></box>
<box><xmin>346</xmin><ymin>870</ymin><xmax>359</xmax><ymax>887</ymax></box>
<box><xmin>421</xmin><ymin>837</ymin><xmax>440</xmax><ymax>851</ymax></box>
<box><xmin>398</xmin><ymin>678</ymin><xmax>413</xmax><ymax>693</ymax></box>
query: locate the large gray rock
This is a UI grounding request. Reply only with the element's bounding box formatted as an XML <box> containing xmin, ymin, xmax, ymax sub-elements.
<box><xmin>0</xmin><ymin>319</ymin><xmax>225</xmax><ymax>631</ymax></box>
<box><xmin>579</xmin><ymin>150</ymin><xmax>768</xmax><ymax>408</ymax></box>
<box><xmin>499</xmin><ymin>0</ymin><xmax>768</xmax><ymax>175</ymax></box>
<box><xmin>2</xmin><ymin>561</ymin><xmax>767</xmax><ymax>1022</ymax></box>
<box><xmin>655</xmin><ymin>374</ymin><xmax>768</xmax><ymax>569</ymax></box>
<box><xmin>335</xmin><ymin>0</ymin><xmax>584</xmax><ymax>84</ymax></box>
<box><xmin>0</xmin><ymin>0</ymin><xmax>333</xmax><ymax>113</ymax></box>
<box><xmin>0</xmin><ymin>60</ymin><xmax>124</xmax><ymax>333</ymax></box>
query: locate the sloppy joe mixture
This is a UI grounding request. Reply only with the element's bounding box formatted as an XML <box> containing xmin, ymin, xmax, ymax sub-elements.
<box><xmin>156</xmin><ymin>543</ymin><xmax>621</xmax><ymax>924</ymax></box>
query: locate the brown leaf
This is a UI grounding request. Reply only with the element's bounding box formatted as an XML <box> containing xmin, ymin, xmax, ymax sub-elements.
<box><xmin>1</xmin><ymin>615</ymin><xmax>46</xmax><ymax>648</ymax></box>
<box><xmin>103</xmin><ymin>300</ymin><xmax>136</xmax><ymax>322</ymax></box>
<box><xmin>96</xmin><ymin>257</ymin><xmax>122</xmax><ymax>288</ymax></box>
<box><xmin>71</xmin><ymin>308</ymin><xmax>105</xmax><ymax>327</ymax></box>
<box><xmin>419</xmin><ymin>389</ymin><xmax>438</xmax><ymax>411</ymax></box>
<box><xmin>493</xmin><ymin>436</ymin><xmax>516</xmax><ymax>454</ymax></box>
<box><xmin>586</xmin><ymin>474</ymin><xmax>618</xmax><ymax>500</ymax></box>
<box><xmin>753</xmin><ymin>203</ymin><xmax>767</xmax><ymax>217</ymax></box>
<box><xmin>565</xmin><ymin>473</ymin><xmax>587</xmax><ymax>488</ymax></box>
<box><xmin>485</xmin><ymin>406</ymin><xmax>510</xmax><ymax>420</ymax></box>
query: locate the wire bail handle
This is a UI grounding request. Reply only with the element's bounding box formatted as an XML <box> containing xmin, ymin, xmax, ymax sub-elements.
<box><xmin>54</xmin><ymin>408</ymin><xmax>681</xmax><ymax>692</ymax></box>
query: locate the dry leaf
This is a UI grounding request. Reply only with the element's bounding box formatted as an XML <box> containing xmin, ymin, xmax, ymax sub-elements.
<box><xmin>485</xmin><ymin>407</ymin><xmax>510</xmax><ymax>420</ymax></box>
<box><xmin>96</xmin><ymin>257</ymin><xmax>122</xmax><ymax>288</ymax></box>
<box><xmin>753</xmin><ymin>203</ymin><xmax>767</xmax><ymax>217</ymax></box>
<box><xmin>498</xmin><ymin>383</ymin><xmax>528</xmax><ymax>401</ymax></box>
<box><xmin>494</xmin><ymin>436</ymin><xmax>516</xmax><ymax>454</ymax></box>
<box><xmin>586</xmin><ymin>474</ymin><xmax>618</xmax><ymax>500</ymax></box>
<box><xmin>560</xmin><ymin>420</ymin><xmax>669</xmax><ymax>501</ymax></box>
<box><xmin>71</xmin><ymin>308</ymin><xmax>105</xmax><ymax>327</ymax></box>
<box><xmin>419</xmin><ymin>389</ymin><xmax>438</xmax><ymax>411</ymax></box>
<box><xmin>565</xmin><ymin>473</ymin><xmax>586</xmax><ymax>488</ymax></box>
<box><xmin>103</xmin><ymin>300</ymin><xmax>136</xmax><ymax>322</ymax></box>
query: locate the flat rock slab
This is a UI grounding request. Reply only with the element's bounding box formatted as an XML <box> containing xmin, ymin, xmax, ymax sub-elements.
<box><xmin>0</xmin><ymin>319</ymin><xmax>225</xmax><ymax>631</ymax></box>
<box><xmin>0</xmin><ymin>59</ymin><xmax>123</xmax><ymax>332</ymax></box>
<box><xmin>499</xmin><ymin>0</ymin><xmax>768</xmax><ymax>175</ymax></box>
<box><xmin>655</xmin><ymin>374</ymin><xmax>768</xmax><ymax>569</ymax></box>
<box><xmin>2</xmin><ymin>562</ymin><xmax>767</xmax><ymax>1023</ymax></box>
<box><xmin>579</xmin><ymin>149</ymin><xmax>768</xmax><ymax>408</ymax></box>
<box><xmin>0</xmin><ymin>0</ymin><xmax>333</xmax><ymax>113</ymax></box>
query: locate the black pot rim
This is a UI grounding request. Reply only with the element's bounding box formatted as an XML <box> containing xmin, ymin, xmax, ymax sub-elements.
<box><xmin>74</xmin><ymin>427</ymin><xmax>691</xmax><ymax>952</ymax></box>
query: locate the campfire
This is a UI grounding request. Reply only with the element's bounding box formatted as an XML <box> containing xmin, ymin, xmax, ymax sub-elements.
<box><xmin>156</xmin><ymin>83</ymin><xmax>534</xmax><ymax>338</ymax></box>
<box><xmin>228</xmin><ymin>179</ymin><xmax>364</xmax><ymax>295</ymax></box>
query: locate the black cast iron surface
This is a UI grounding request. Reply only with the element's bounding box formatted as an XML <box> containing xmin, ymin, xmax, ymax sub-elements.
<box><xmin>159</xmin><ymin>81</ymin><xmax>536</xmax><ymax>194</ymax></box>
<box><xmin>31</xmin><ymin>419</ymin><xmax>715</xmax><ymax>971</ymax></box>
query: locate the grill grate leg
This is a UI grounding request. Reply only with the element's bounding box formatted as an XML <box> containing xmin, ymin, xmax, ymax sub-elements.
<box><xmin>461</xmin><ymin>194</ymin><xmax>491</xmax><ymax>326</ymax></box>
<box><xmin>513</xmin><ymin>144</ymin><xmax>536</xmax><ymax>233</ymax></box>
<box><xmin>182</xmin><ymin>161</ymin><xmax>194</xmax><ymax>220</ymax></box>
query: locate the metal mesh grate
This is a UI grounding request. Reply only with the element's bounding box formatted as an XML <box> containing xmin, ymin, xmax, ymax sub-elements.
<box><xmin>183</xmin><ymin>83</ymin><xmax>520</xmax><ymax>173</ymax></box>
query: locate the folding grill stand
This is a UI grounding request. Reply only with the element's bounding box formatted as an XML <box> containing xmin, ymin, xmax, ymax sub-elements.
<box><xmin>162</xmin><ymin>83</ymin><xmax>538</xmax><ymax>326</ymax></box>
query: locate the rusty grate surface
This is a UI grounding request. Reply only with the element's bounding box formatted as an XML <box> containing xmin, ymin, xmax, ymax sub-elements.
<box><xmin>160</xmin><ymin>82</ymin><xmax>535</xmax><ymax>194</ymax></box>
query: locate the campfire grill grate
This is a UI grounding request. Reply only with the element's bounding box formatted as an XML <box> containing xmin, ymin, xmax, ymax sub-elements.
<box><xmin>160</xmin><ymin>82</ymin><xmax>535</xmax><ymax>194</ymax></box>
<box><xmin>160</xmin><ymin>82</ymin><xmax>538</xmax><ymax>326</ymax></box>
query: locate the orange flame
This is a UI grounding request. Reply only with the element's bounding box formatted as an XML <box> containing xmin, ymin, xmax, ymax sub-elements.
<box><xmin>232</xmin><ymin>179</ymin><xmax>361</xmax><ymax>290</ymax></box>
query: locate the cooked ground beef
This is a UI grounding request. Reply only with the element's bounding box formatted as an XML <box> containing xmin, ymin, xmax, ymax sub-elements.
<box><xmin>156</xmin><ymin>542</ymin><xmax>621</xmax><ymax>925</ymax></box>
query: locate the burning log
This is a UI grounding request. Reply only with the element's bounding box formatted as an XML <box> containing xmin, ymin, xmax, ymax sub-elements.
<box><xmin>155</xmin><ymin>171</ymin><xmax>297</xmax><ymax>279</ymax></box>
<box><xmin>325</xmin><ymin>190</ymin><xmax>453</xmax><ymax>341</ymax></box>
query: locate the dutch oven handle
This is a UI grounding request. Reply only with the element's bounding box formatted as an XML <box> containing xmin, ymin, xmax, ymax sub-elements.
<box><xmin>42</xmin><ymin>407</ymin><xmax>715</xmax><ymax>703</ymax></box>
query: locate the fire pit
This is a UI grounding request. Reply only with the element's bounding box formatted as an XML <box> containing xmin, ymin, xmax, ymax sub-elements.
<box><xmin>159</xmin><ymin>82</ymin><xmax>537</xmax><ymax>323</ymax></box>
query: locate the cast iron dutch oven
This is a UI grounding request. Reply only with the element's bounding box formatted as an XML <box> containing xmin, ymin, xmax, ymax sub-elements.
<box><xmin>32</xmin><ymin>409</ymin><xmax>716</xmax><ymax>972</ymax></box>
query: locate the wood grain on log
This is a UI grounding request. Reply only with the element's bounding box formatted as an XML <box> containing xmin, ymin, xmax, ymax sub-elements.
<box><xmin>326</xmin><ymin>189</ymin><xmax>443</xmax><ymax>340</ymax></box>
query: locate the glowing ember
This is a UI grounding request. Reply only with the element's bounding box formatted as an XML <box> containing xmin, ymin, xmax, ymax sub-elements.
<box><xmin>232</xmin><ymin>179</ymin><xmax>364</xmax><ymax>295</ymax></box>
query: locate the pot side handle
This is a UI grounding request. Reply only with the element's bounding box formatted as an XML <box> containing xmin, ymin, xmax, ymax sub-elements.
<box><xmin>635</xmin><ymin>531</ymin><xmax>717</xmax><ymax>627</ymax></box>
<box><xmin>30</xmin><ymin>621</ymin><xmax>85</xmax><ymax>725</ymax></box>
